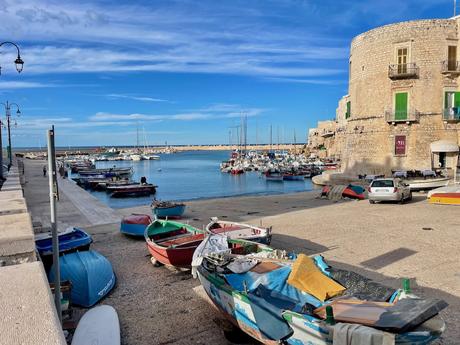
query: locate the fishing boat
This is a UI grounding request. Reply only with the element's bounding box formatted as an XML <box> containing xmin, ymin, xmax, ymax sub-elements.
<box><xmin>120</xmin><ymin>214</ymin><xmax>152</xmax><ymax>237</ymax></box>
<box><xmin>282</xmin><ymin>173</ymin><xmax>305</xmax><ymax>181</ymax></box>
<box><xmin>49</xmin><ymin>250</ymin><xmax>116</xmax><ymax>307</ymax></box>
<box><xmin>404</xmin><ymin>177</ymin><xmax>450</xmax><ymax>191</ymax></box>
<box><xmin>428</xmin><ymin>184</ymin><xmax>460</xmax><ymax>205</ymax></box>
<box><xmin>265</xmin><ymin>170</ymin><xmax>283</xmax><ymax>182</ymax></box>
<box><xmin>108</xmin><ymin>184</ymin><xmax>157</xmax><ymax>198</ymax></box>
<box><xmin>206</xmin><ymin>218</ymin><xmax>272</xmax><ymax>244</ymax></box>
<box><xmin>144</xmin><ymin>219</ymin><xmax>205</xmax><ymax>267</ymax></box>
<box><xmin>151</xmin><ymin>200</ymin><xmax>186</xmax><ymax>218</ymax></box>
<box><xmin>194</xmin><ymin>236</ymin><xmax>447</xmax><ymax>345</ymax></box>
<box><xmin>35</xmin><ymin>228</ymin><xmax>92</xmax><ymax>268</ymax></box>
<box><xmin>71</xmin><ymin>305</ymin><xmax>120</xmax><ymax>345</ymax></box>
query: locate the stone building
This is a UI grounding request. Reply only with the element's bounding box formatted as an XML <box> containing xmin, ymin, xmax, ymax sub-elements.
<box><xmin>309</xmin><ymin>17</ymin><xmax>460</xmax><ymax>177</ymax></box>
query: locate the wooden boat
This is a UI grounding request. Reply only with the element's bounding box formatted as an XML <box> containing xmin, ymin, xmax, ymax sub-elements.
<box><xmin>283</xmin><ymin>173</ymin><xmax>305</xmax><ymax>181</ymax></box>
<box><xmin>144</xmin><ymin>219</ymin><xmax>205</xmax><ymax>267</ymax></box>
<box><xmin>71</xmin><ymin>305</ymin><xmax>120</xmax><ymax>345</ymax></box>
<box><xmin>120</xmin><ymin>214</ymin><xmax>152</xmax><ymax>236</ymax></box>
<box><xmin>342</xmin><ymin>184</ymin><xmax>366</xmax><ymax>200</ymax></box>
<box><xmin>151</xmin><ymin>200</ymin><xmax>186</xmax><ymax>218</ymax></box>
<box><xmin>108</xmin><ymin>184</ymin><xmax>157</xmax><ymax>198</ymax></box>
<box><xmin>49</xmin><ymin>250</ymin><xmax>116</xmax><ymax>307</ymax></box>
<box><xmin>206</xmin><ymin>218</ymin><xmax>272</xmax><ymax>244</ymax></box>
<box><xmin>35</xmin><ymin>228</ymin><xmax>93</xmax><ymax>269</ymax></box>
<box><xmin>265</xmin><ymin>170</ymin><xmax>283</xmax><ymax>182</ymax></box>
<box><xmin>403</xmin><ymin>177</ymin><xmax>450</xmax><ymax>190</ymax></box>
<box><xmin>194</xmin><ymin>237</ymin><xmax>447</xmax><ymax>345</ymax></box>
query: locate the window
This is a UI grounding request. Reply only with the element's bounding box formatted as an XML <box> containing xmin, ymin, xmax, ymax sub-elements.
<box><xmin>371</xmin><ymin>180</ymin><xmax>394</xmax><ymax>188</ymax></box>
<box><xmin>444</xmin><ymin>91</ymin><xmax>460</xmax><ymax>113</ymax></box>
<box><xmin>397</xmin><ymin>48</ymin><xmax>408</xmax><ymax>74</ymax></box>
<box><xmin>394</xmin><ymin>93</ymin><xmax>408</xmax><ymax>120</ymax></box>
<box><xmin>448</xmin><ymin>46</ymin><xmax>457</xmax><ymax>71</ymax></box>
<box><xmin>345</xmin><ymin>101</ymin><xmax>351</xmax><ymax>119</ymax></box>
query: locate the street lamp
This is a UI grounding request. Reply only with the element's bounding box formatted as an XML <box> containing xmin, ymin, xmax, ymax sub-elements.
<box><xmin>0</xmin><ymin>101</ymin><xmax>20</xmax><ymax>174</ymax></box>
<box><xmin>0</xmin><ymin>41</ymin><xmax>24</xmax><ymax>75</ymax></box>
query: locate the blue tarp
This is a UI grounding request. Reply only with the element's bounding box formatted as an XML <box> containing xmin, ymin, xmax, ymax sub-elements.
<box><xmin>49</xmin><ymin>250</ymin><xmax>116</xmax><ymax>307</ymax></box>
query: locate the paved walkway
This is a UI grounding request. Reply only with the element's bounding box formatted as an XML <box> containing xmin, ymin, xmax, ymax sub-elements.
<box><xmin>22</xmin><ymin>159</ymin><xmax>120</xmax><ymax>231</ymax></box>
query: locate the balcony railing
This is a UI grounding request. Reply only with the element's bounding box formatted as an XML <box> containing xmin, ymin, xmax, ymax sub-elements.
<box><xmin>388</xmin><ymin>63</ymin><xmax>419</xmax><ymax>79</ymax></box>
<box><xmin>443</xmin><ymin>108</ymin><xmax>460</xmax><ymax>122</ymax></box>
<box><xmin>385</xmin><ymin>109</ymin><xmax>419</xmax><ymax>123</ymax></box>
<box><xmin>441</xmin><ymin>60</ymin><xmax>460</xmax><ymax>74</ymax></box>
<box><xmin>320</xmin><ymin>130</ymin><xmax>335</xmax><ymax>138</ymax></box>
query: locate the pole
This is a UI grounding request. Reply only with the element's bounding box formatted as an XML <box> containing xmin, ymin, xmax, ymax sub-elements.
<box><xmin>7</xmin><ymin>106</ymin><xmax>12</xmax><ymax>168</ymax></box>
<box><xmin>47</xmin><ymin>125</ymin><xmax>61</xmax><ymax>323</ymax></box>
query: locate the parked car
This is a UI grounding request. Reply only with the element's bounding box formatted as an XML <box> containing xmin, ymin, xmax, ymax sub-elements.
<box><xmin>368</xmin><ymin>178</ymin><xmax>412</xmax><ymax>204</ymax></box>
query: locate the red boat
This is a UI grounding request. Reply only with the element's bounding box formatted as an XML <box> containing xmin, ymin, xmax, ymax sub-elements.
<box><xmin>144</xmin><ymin>219</ymin><xmax>205</xmax><ymax>267</ymax></box>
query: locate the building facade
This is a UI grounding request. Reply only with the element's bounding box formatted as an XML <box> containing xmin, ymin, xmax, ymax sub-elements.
<box><xmin>309</xmin><ymin>18</ymin><xmax>460</xmax><ymax>176</ymax></box>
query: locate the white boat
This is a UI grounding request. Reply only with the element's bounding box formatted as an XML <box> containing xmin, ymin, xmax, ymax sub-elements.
<box><xmin>130</xmin><ymin>154</ymin><xmax>142</xmax><ymax>161</ymax></box>
<box><xmin>404</xmin><ymin>177</ymin><xmax>450</xmax><ymax>190</ymax></box>
<box><xmin>71</xmin><ymin>305</ymin><xmax>120</xmax><ymax>345</ymax></box>
<box><xmin>427</xmin><ymin>184</ymin><xmax>460</xmax><ymax>198</ymax></box>
<box><xmin>206</xmin><ymin>217</ymin><xmax>272</xmax><ymax>244</ymax></box>
<box><xmin>142</xmin><ymin>154</ymin><xmax>160</xmax><ymax>160</ymax></box>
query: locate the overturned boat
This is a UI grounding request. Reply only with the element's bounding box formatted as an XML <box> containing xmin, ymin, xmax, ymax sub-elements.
<box><xmin>151</xmin><ymin>200</ymin><xmax>186</xmax><ymax>218</ymax></box>
<box><xmin>193</xmin><ymin>236</ymin><xmax>447</xmax><ymax>345</ymax></box>
<box><xmin>206</xmin><ymin>218</ymin><xmax>272</xmax><ymax>244</ymax></box>
<box><xmin>49</xmin><ymin>250</ymin><xmax>116</xmax><ymax>307</ymax></box>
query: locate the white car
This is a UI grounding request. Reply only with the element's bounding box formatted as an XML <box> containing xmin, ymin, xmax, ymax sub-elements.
<box><xmin>368</xmin><ymin>178</ymin><xmax>412</xmax><ymax>204</ymax></box>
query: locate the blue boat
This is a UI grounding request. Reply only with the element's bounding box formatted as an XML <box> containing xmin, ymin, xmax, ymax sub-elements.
<box><xmin>35</xmin><ymin>227</ymin><xmax>92</xmax><ymax>257</ymax></box>
<box><xmin>120</xmin><ymin>214</ymin><xmax>152</xmax><ymax>237</ymax></box>
<box><xmin>49</xmin><ymin>250</ymin><xmax>116</xmax><ymax>307</ymax></box>
<box><xmin>152</xmin><ymin>201</ymin><xmax>186</xmax><ymax>218</ymax></box>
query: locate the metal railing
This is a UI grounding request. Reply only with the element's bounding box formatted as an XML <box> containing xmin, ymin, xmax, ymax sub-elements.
<box><xmin>385</xmin><ymin>109</ymin><xmax>419</xmax><ymax>123</ymax></box>
<box><xmin>441</xmin><ymin>60</ymin><xmax>460</xmax><ymax>73</ymax></box>
<box><xmin>443</xmin><ymin>108</ymin><xmax>460</xmax><ymax>121</ymax></box>
<box><xmin>388</xmin><ymin>63</ymin><xmax>419</xmax><ymax>79</ymax></box>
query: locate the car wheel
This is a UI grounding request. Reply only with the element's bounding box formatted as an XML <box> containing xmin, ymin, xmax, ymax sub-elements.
<box><xmin>408</xmin><ymin>192</ymin><xmax>413</xmax><ymax>201</ymax></box>
<box><xmin>399</xmin><ymin>196</ymin><xmax>404</xmax><ymax>204</ymax></box>
<box><xmin>369</xmin><ymin>200</ymin><xmax>375</xmax><ymax>204</ymax></box>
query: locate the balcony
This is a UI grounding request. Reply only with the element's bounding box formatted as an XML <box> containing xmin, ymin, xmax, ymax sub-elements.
<box><xmin>441</xmin><ymin>61</ymin><xmax>460</xmax><ymax>75</ymax></box>
<box><xmin>320</xmin><ymin>130</ymin><xmax>335</xmax><ymax>138</ymax></box>
<box><xmin>388</xmin><ymin>63</ymin><xmax>419</xmax><ymax>79</ymax></box>
<box><xmin>443</xmin><ymin>108</ymin><xmax>460</xmax><ymax>122</ymax></box>
<box><xmin>385</xmin><ymin>109</ymin><xmax>419</xmax><ymax>124</ymax></box>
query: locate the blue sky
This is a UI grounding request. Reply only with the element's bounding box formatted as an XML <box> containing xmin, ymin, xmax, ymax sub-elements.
<box><xmin>0</xmin><ymin>0</ymin><xmax>453</xmax><ymax>147</ymax></box>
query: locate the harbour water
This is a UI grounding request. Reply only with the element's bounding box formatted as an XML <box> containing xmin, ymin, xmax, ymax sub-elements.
<box><xmin>87</xmin><ymin>150</ymin><xmax>315</xmax><ymax>208</ymax></box>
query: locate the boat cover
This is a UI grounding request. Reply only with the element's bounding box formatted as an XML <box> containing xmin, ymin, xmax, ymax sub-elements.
<box><xmin>49</xmin><ymin>250</ymin><xmax>116</xmax><ymax>307</ymax></box>
<box><xmin>122</xmin><ymin>214</ymin><xmax>152</xmax><ymax>225</ymax></box>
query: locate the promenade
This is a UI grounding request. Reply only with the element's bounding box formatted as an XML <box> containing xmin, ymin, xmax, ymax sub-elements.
<box><xmin>16</xmin><ymin>158</ymin><xmax>460</xmax><ymax>344</ymax></box>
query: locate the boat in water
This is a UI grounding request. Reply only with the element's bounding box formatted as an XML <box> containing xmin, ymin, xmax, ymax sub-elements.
<box><xmin>35</xmin><ymin>228</ymin><xmax>93</xmax><ymax>269</ymax></box>
<box><xmin>49</xmin><ymin>250</ymin><xmax>116</xmax><ymax>307</ymax></box>
<box><xmin>120</xmin><ymin>214</ymin><xmax>152</xmax><ymax>237</ymax></box>
<box><xmin>206</xmin><ymin>218</ymin><xmax>272</xmax><ymax>244</ymax></box>
<box><xmin>108</xmin><ymin>184</ymin><xmax>157</xmax><ymax>198</ymax></box>
<box><xmin>151</xmin><ymin>200</ymin><xmax>186</xmax><ymax>218</ymax></box>
<box><xmin>265</xmin><ymin>170</ymin><xmax>283</xmax><ymax>182</ymax></box>
<box><xmin>144</xmin><ymin>219</ymin><xmax>205</xmax><ymax>267</ymax></box>
<box><xmin>193</xmin><ymin>236</ymin><xmax>447</xmax><ymax>345</ymax></box>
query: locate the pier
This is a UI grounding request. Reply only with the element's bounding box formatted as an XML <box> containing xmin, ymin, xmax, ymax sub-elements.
<box><xmin>0</xmin><ymin>157</ymin><xmax>456</xmax><ymax>344</ymax></box>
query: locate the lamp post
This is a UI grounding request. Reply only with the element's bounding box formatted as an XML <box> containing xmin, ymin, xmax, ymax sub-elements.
<box><xmin>0</xmin><ymin>101</ymin><xmax>20</xmax><ymax>171</ymax></box>
<box><xmin>0</xmin><ymin>41</ymin><xmax>24</xmax><ymax>75</ymax></box>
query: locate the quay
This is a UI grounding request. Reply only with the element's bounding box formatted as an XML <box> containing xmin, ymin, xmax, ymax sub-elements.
<box><xmin>0</xmin><ymin>157</ymin><xmax>458</xmax><ymax>344</ymax></box>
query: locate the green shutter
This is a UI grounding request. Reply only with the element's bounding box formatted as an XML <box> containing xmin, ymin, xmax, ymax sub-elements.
<box><xmin>395</xmin><ymin>93</ymin><xmax>408</xmax><ymax>120</ymax></box>
<box><xmin>346</xmin><ymin>101</ymin><xmax>351</xmax><ymax>119</ymax></box>
<box><xmin>445</xmin><ymin>92</ymin><xmax>449</xmax><ymax>109</ymax></box>
<box><xmin>454</xmin><ymin>92</ymin><xmax>460</xmax><ymax>108</ymax></box>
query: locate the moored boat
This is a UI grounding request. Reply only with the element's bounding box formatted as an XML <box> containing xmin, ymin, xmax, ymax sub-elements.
<box><xmin>151</xmin><ymin>200</ymin><xmax>186</xmax><ymax>218</ymax></box>
<box><xmin>144</xmin><ymin>219</ymin><xmax>205</xmax><ymax>267</ymax></box>
<box><xmin>265</xmin><ymin>170</ymin><xmax>283</xmax><ymax>182</ymax></box>
<box><xmin>49</xmin><ymin>250</ymin><xmax>116</xmax><ymax>307</ymax></box>
<box><xmin>282</xmin><ymin>173</ymin><xmax>305</xmax><ymax>181</ymax></box>
<box><xmin>206</xmin><ymin>218</ymin><xmax>272</xmax><ymax>244</ymax></box>
<box><xmin>120</xmin><ymin>214</ymin><xmax>152</xmax><ymax>236</ymax></box>
<box><xmin>108</xmin><ymin>184</ymin><xmax>157</xmax><ymax>198</ymax></box>
<box><xmin>194</xmin><ymin>236</ymin><xmax>447</xmax><ymax>345</ymax></box>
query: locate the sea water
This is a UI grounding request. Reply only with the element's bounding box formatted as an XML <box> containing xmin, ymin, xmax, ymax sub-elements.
<box><xmin>88</xmin><ymin>150</ymin><xmax>314</xmax><ymax>208</ymax></box>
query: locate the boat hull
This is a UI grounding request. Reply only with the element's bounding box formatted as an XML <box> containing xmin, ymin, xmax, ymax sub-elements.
<box><xmin>429</xmin><ymin>193</ymin><xmax>460</xmax><ymax>205</ymax></box>
<box><xmin>120</xmin><ymin>214</ymin><xmax>152</xmax><ymax>236</ymax></box>
<box><xmin>197</xmin><ymin>267</ymin><xmax>444</xmax><ymax>345</ymax></box>
<box><xmin>405</xmin><ymin>178</ymin><xmax>450</xmax><ymax>190</ymax></box>
<box><xmin>153</xmin><ymin>205</ymin><xmax>186</xmax><ymax>218</ymax></box>
<box><xmin>146</xmin><ymin>240</ymin><xmax>203</xmax><ymax>267</ymax></box>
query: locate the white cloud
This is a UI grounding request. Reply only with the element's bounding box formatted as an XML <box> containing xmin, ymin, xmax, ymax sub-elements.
<box><xmin>0</xmin><ymin>81</ymin><xmax>54</xmax><ymax>89</ymax></box>
<box><xmin>106</xmin><ymin>94</ymin><xmax>171</xmax><ymax>103</ymax></box>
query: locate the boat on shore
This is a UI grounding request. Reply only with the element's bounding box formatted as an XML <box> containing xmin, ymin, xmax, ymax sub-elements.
<box><xmin>35</xmin><ymin>228</ymin><xmax>93</xmax><ymax>268</ymax></box>
<box><xmin>403</xmin><ymin>177</ymin><xmax>450</xmax><ymax>191</ymax></box>
<box><xmin>108</xmin><ymin>184</ymin><xmax>157</xmax><ymax>198</ymax></box>
<box><xmin>144</xmin><ymin>219</ymin><xmax>205</xmax><ymax>267</ymax></box>
<box><xmin>193</xmin><ymin>236</ymin><xmax>447</xmax><ymax>345</ymax></box>
<box><xmin>120</xmin><ymin>214</ymin><xmax>152</xmax><ymax>237</ymax></box>
<box><xmin>151</xmin><ymin>200</ymin><xmax>186</xmax><ymax>218</ymax></box>
<box><xmin>206</xmin><ymin>218</ymin><xmax>272</xmax><ymax>244</ymax></box>
<box><xmin>428</xmin><ymin>184</ymin><xmax>460</xmax><ymax>205</ymax></box>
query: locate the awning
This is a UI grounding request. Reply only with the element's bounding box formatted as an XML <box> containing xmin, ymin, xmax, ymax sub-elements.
<box><xmin>430</xmin><ymin>140</ymin><xmax>459</xmax><ymax>153</ymax></box>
